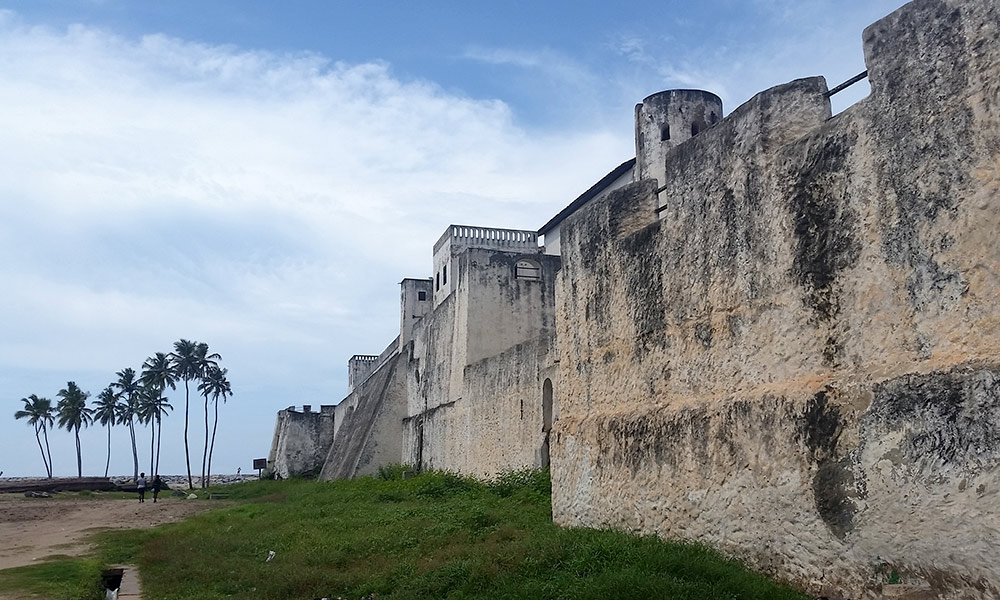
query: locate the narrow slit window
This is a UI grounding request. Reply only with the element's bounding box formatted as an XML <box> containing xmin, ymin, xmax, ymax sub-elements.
<box><xmin>436</xmin><ymin>272</ymin><xmax>440</xmax><ymax>291</ymax></box>
<box><xmin>691</xmin><ymin>122</ymin><xmax>700</xmax><ymax>136</ymax></box>
<box><xmin>442</xmin><ymin>265</ymin><xmax>447</xmax><ymax>285</ymax></box>
<box><xmin>660</xmin><ymin>124</ymin><xmax>670</xmax><ymax>141</ymax></box>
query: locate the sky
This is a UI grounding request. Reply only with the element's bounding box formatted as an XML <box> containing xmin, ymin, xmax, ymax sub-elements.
<box><xmin>0</xmin><ymin>0</ymin><xmax>908</xmax><ymax>478</ymax></box>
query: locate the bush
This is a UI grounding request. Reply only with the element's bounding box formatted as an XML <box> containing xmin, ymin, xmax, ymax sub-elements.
<box><xmin>375</xmin><ymin>463</ymin><xmax>413</xmax><ymax>481</ymax></box>
<box><xmin>415</xmin><ymin>471</ymin><xmax>480</xmax><ymax>498</ymax></box>
<box><xmin>488</xmin><ymin>467</ymin><xmax>550</xmax><ymax>498</ymax></box>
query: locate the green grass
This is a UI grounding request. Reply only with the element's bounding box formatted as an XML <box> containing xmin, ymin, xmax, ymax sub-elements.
<box><xmin>0</xmin><ymin>558</ymin><xmax>103</xmax><ymax>600</ymax></box>
<box><xmin>1</xmin><ymin>469</ymin><xmax>811</xmax><ymax>600</ymax></box>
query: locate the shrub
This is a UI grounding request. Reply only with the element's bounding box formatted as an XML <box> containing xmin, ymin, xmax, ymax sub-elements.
<box><xmin>375</xmin><ymin>463</ymin><xmax>412</xmax><ymax>481</ymax></box>
<box><xmin>488</xmin><ymin>467</ymin><xmax>550</xmax><ymax>498</ymax></box>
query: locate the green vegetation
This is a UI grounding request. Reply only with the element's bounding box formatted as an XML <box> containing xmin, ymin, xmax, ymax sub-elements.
<box><xmin>0</xmin><ymin>558</ymin><xmax>103</xmax><ymax>599</ymax></box>
<box><xmin>0</xmin><ymin>468</ymin><xmax>810</xmax><ymax>600</ymax></box>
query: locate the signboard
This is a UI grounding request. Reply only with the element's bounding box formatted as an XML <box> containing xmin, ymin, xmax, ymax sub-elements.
<box><xmin>252</xmin><ymin>458</ymin><xmax>267</xmax><ymax>470</ymax></box>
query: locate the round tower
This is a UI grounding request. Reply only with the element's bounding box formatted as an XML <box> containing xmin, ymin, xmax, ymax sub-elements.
<box><xmin>634</xmin><ymin>89</ymin><xmax>723</xmax><ymax>186</ymax></box>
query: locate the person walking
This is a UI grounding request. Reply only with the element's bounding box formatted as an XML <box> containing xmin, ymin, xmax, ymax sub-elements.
<box><xmin>136</xmin><ymin>472</ymin><xmax>147</xmax><ymax>503</ymax></box>
<box><xmin>151</xmin><ymin>475</ymin><xmax>164</xmax><ymax>503</ymax></box>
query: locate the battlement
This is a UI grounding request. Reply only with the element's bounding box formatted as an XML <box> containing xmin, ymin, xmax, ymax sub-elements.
<box><xmin>432</xmin><ymin>225</ymin><xmax>540</xmax><ymax>305</ymax></box>
<box><xmin>347</xmin><ymin>338</ymin><xmax>400</xmax><ymax>392</ymax></box>
<box><xmin>282</xmin><ymin>404</ymin><xmax>336</xmax><ymax>416</ymax></box>
<box><xmin>433</xmin><ymin>225</ymin><xmax>538</xmax><ymax>254</ymax></box>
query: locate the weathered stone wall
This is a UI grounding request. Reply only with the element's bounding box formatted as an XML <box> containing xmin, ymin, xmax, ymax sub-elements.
<box><xmin>460</xmin><ymin>334</ymin><xmax>558</xmax><ymax>477</ymax></box>
<box><xmin>319</xmin><ymin>353</ymin><xmax>406</xmax><ymax>479</ymax></box>
<box><xmin>403</xmin><ymin>247</ymin><xmax>561</xmax><ymax>474</ymax></box>
<box><xmin>267</xmin><ymin>405</ymin><xmax>336</xmax><ymax>479</ymax></box>
<box><xmin>464</xmin><ymin>248</ymin><xmax>559</xmax><ymax>364</ymax></box>
<box><xmin>551</xmin><ymin>0</ymin><xmax>1000</xmax><ymax>597</ymax></box>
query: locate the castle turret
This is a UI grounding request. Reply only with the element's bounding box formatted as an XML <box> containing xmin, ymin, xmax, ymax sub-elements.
<box><xmin>635</xmin><ymin>89</ymin><xmax>723</xmax><ymax>186</ymax></box>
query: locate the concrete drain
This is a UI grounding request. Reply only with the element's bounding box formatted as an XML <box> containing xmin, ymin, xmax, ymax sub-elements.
<box><xmin>101</xmin><ymin>567</ymin><xmax>124</xmax><ymax>599</ymax></box>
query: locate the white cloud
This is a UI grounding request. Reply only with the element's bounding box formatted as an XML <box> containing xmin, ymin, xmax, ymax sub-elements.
<box><xmin>462</xmin><ymin>46</ymin><xmax>597</xmax><ymax>87</ymax></box>
<box><xmin>0</xmin><ymin>16</ymin><xmax>632</xmax><ymax>477</ymax></box>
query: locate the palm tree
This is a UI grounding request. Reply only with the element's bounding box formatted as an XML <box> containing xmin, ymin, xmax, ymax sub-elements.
<box><xmin>136</xmin><ymin>385</ymin><xmax>156</xmax><ymax>476</ymax></box>
<box><xmin>14</xmin><ymin>395</ymin><xmax>55</xmax><ymax>478</ymax></box>
<box><xmin>93</xmin><ymin>386</ymin><xmax>119</xmax><ymax>478</ymax></box>
<box><xmin>141</xmin><ymin>352</ymin><xmax>176</xmax><ymax>474</ymax></box>
<box><xmin>56</xmin><ymin>382</ymin><xmax>93</xmax><ymax>477</ymax></box>
<box><xmin>170</xmin><ymin>340</ymin><xmax>220</xmax><ymax>490</ymax></box>
<box><xmin>199</xmin><ymin>366</ymin><xmax>231</xmax><ymax>488</ymax></box>
<box><xmin>138</xmin><ymin>384</ymin><xmax>172</xmax><ymax>476</ymax></box>
<box><xmin>112</xmin><ymin>368</ymin><xmax>142</xmax><ymax>479</ymax></box>
<box><xmin>152</xmin><ymin>394</ymin><xmax>172</xmax><ymax>476</ymax></box>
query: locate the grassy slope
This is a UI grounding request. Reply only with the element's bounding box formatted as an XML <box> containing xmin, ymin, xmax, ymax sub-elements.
<box><xmin>2</xmin><ymin>470</ymin><xmax>811</xmax><ymax>600</ymax></box>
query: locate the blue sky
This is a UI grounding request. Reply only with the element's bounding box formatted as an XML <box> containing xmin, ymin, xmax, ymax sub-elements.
<box><xmin>0</xmin><ymin>0</ymin><xmax>906</xmax><ymax>478</ymax></box>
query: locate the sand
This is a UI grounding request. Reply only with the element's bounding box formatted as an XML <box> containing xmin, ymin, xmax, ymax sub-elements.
<box><xmin>0</xmin><ymin>492</ymin><xmax>217</xmax><ymax>571</ymax></box>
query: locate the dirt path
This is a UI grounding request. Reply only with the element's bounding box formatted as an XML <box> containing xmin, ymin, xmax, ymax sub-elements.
<box><xmin>0</xmin><ymin>493</ymin><xmax>218</xmax><ymax>570</ymax></box>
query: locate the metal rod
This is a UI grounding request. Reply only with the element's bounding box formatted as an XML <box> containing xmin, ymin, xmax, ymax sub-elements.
<box><xmin>825</xmin><ymin>70</ymin><xmax>868</xmax><ymax>97</ymax></box>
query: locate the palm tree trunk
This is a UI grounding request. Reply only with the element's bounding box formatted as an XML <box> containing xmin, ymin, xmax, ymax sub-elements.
<box><xmin>33</xmin><ymin>424</ymin><xmax>50</xmax><ymax>478</ymax></box>
<box><xmin>184</xmin><ymin>379</ymin><xmax>192</xmax><ymax>490</ymax></box>
<box><xmin>129</xmin><ymin>419</ymin><xmax>138</xmax><ymax>480</ymax></box>
<box><xmin>42</xmin><ymin>425</ymin><xmax>53</xmax><ymax>478</ymax></box>
<box><xmin>149</xmin><ymin>422</ymin><xmax>155</xmax><ymax>476</ymax></box>
<box><xmin>201</xmin><ymin>394</ymin><xmax>209</xmax><ymax>488</ymax></box>
<box><xmin>208</xmin><ymin>398</ymin><xmax>219</xmax><ymax>486</ymax></box>
<box><xmin>105</xmin><ymin>423</ymin><xmax>111</xmax><ymax>477</ymax></box>
<box><xmin>75</xmin><ymin>426</ymin><xmax>82</xmax><ymax>478</ymax></box>
<box><xmin>156</xmin><ymin>415</ymin><xmax>163</xmax><ymax>476</ymax></box>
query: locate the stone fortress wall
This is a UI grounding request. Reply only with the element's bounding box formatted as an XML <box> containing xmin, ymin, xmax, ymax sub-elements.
<box><xmin>268</xmin><ymin>0</ymin><xmax>1000</xmax><ymax>596</ymax></box>
<box><xmin>266</xmin><ymin>404</ymin><xmax>336</xmax><ymax>479</ymax></box>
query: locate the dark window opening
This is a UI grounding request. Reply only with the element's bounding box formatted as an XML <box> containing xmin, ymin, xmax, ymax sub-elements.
<box><xmin>519</xmin><ymin>398</ymin><xmax>524</xmax><ymax>420</ymax></box>
<box><xmin>442</xmin><ymin>265</ymin><xmax>447</xmax><ymax>285</ymax></box>
<box><xmin>435</xmin><ymin>273</ymin><xmax>440</xmax><ymax>291</ymax></box>
<box><xmin>417</xmin><ymin>291</ymin><xmax>427</xmax><ymax>301</ymax></box>
<box><xmin>709</xmin><ymin>111</ymin><xmax>718</xmax><ymax>125</ymax></box>
<box><xmin>660</xmin><ymin>124</ymin><xmax>670</xmax><ymax>141</ymax></box>
<box><xmin>691</xmin><ymin>122</ymin><xmax>700</xmax><ymax>136</ymax></box>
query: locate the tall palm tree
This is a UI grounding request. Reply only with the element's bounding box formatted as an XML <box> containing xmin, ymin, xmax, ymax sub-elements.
<box><xmin>138</xmin><ymin>384</ymin><xmax>172</xmax><ymax>476</ymax></box>
<box><xmin>152</xmin><ymin>394</ymin><xmax>172</xmax><ymax>476</ymax></box>
<box><xmin>112</xmin><ymin>368</ymin><xmax>142</xmax><ymax>479</ymax></box>
<box><xmin>56</xmin><ymin>382</ymin><xmax>93</xmax><ymax>477</ymax></box>
<box><xmin>136</xmin><ymin>385</ymin><xmax>156</xmax><ymax>476</ymax></box>
<box><xmin>141</xmin><ymin>353</ymin><xmax>176</xmax><ymax>474</ymax></box>
<box><xmin>93</xmin><ymin>386</ymin><xmax>119</xmax><ymax>478</ymax></box>
<box><xmin>199</xmin><ymin>366</ymin><xmax>231</xmax><ymax>488</ymax></box>
<box><xmin>14</xmin><ymin>395</ymin><xmax>55</xmax><ymax>478</ymax></box>
<box><xmin>170</xmin><ymin>340</ymin><xmax>220</xmax><ymax>490</ymax></box>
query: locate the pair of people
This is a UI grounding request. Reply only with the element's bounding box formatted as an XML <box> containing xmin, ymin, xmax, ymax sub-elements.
<box><xmin>136</xmin><ymin>473</ymin><xmax>165</xmax><ymax>503</ymax></box>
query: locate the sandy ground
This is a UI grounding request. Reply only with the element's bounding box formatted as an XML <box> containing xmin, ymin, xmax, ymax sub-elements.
<box><xmin>0</xmin><ymin>492</ymin><xmax>217</xmax><ymax>570</ymax></box>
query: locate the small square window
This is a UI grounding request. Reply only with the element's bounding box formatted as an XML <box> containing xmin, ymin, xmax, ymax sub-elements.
<box><xmin>418</xmin><ymin>291</ymin><xmax>427</xmax><ymax>301</ymax></box>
